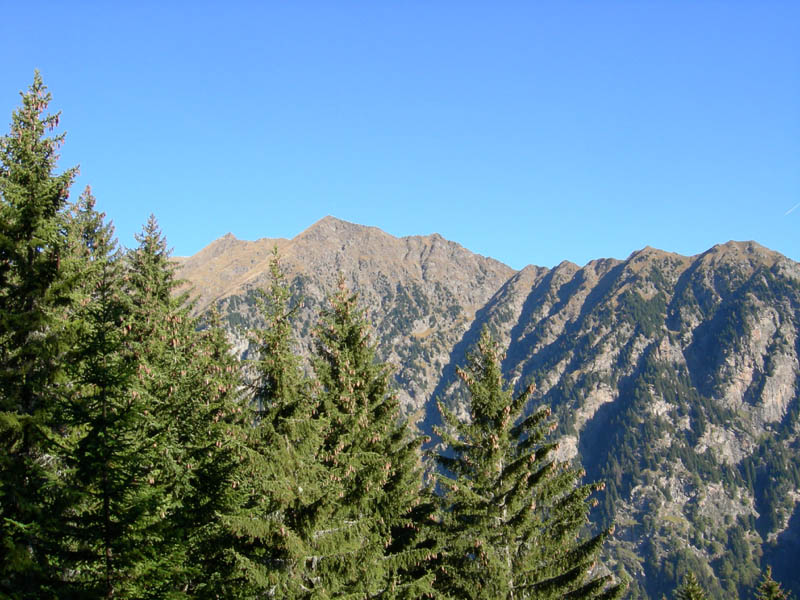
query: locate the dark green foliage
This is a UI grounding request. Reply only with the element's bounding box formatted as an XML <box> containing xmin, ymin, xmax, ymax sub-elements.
<box><xmin>739</xmin><ymin>434</ymin><xmax>800</xmax><ymax>538</ymax></box>
<box><xmin>616</xmin><ymin>289</ymin><xmax>667</xmax><ymax>337</ymax></box>
<box><xmin>248</xmin><ymin>249</ymin><xmax>307</xmax><ymax>422</ymax></box>
<box><xmin>755</xmin><ymin>567</ymin><xmax>788</xmax><ymax>600</ymax></box>
<box><xmin>223</xmin><ymin>249</ymin><xmax>330</xmax><ymax>597</ymax></box>
<box><xmin>310</xmin><ymin>277</ymin><xmax>437</xmax><ymax>598</ymax></box>
<box><xmin>121</xmin><ymin>216</ymin><xmax>246</xmax><ymax>597</ymax></box>
<box><xmin>0</xmin><ymin>71</ymin><xmax>79</xmax><ymax>598</ymax></box>
<box><xmin>227</xmin><ymin>262</ymin><xmax>439</xmax><ymax>598</ymax></box>
<box><xmin>674</xmin><ymin>572</ymin><xmax>707</xmax><ymax>600</ymax></box>
<box><xmin>26</xmin><ymin>204</ymin><xmax>248</xmax><ymax>598</ymax></box>
<box><xmin>57</xmin><ymin>188</ymin><xmax>149</xmax><ymax>597</ymax></box>
<box><xmin>434</xmin><ymin>327</ymin><xmax>623</xmax><ymax>599</ymax></box>
<box><xmin>0</xmin><ymin>71</ymin><xmax>77</xmax><ymax>414</ymax></box>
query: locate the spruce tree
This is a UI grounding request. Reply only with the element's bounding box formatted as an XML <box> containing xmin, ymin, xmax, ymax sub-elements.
<box><xmin>57</xmin><ymin>187</ymin><xmax>161</xmax><ymax>597</ymax></box>
<box><xmin>434</xmin><ymin>327</ymin><xmax>623</xmax><ymax>600</ymax></box>
<box><xmin>123</xmin><ymin>215</ymin><xmax>246</xmax><ymax>597</ymax></box>
<box><xmin>755</xmin><ymin>567</ymin><xmax>788</xmax><ymax>600</ymax></box>
<box><xmin>0</xmin><ymin>71</ymin><xmax>79</xmax><ymax>598</ymax></box>
<box><xmin>224</xmin><ymin>249</ymin><xmax>332</xmax><ymax>597</ymax></box>
<box><xmin>0</xmin><ymin>70</ymin><xmax>77</xmax><ymax>414</ymax></box>
<box><xmin>40</xmin><ymin>199</ymin><xmax>240</xmax><ymax>598</ymax></box>
<box><xmin>674</xmin><ymin>572</ymin><xmax>707</xmax><ymax>600</ymax></box>
<box><xmin>309</xmin><ymin>277</ymin><xmax>437</xmax><ymax>598</ymax></box>
<box><xmin>174</xmin><ymin>305</ymin><xmax>247</xmax><ymax>599</ymax></box>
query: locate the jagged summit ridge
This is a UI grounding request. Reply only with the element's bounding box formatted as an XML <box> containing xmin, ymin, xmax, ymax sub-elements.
<box><xmin>177</xmin><ymin>217</ymin><xmax>515</xmax><ymax>413</ymax></box>
<box><xmin>178</xmin><ymin>216</ymin><xmax>514</xmax><ymax>312</ymax></box>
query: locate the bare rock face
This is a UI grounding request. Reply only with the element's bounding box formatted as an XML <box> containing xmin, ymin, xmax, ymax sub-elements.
<box><xmin>177</xmin><ymin>224</ymin><xmax>800</xmax><ymax>600</ymax></box>
<box><xmin>177</xmin><ymin>216</ymin><xmax>514</xmax><ymax>417</ymax></box>
<box><xmin>447</xmin><ymin>240</ymin><xmax>800</xmax><ymax>599</ymax></box>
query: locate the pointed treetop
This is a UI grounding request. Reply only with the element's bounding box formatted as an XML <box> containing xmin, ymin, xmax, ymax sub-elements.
<box><xmin>134</xmin><ymin>214</ymin><xmax>170</xmax><ymax>257</ymax></box>
<box><xmin>755</xmin><ymin>566</ymin><xmax>788</xmax><ymax>600</ymax></box>
<box><xmin>1</xmin><ymin>70</ymin><xmax>76</xmax><ymax>184</ymax></box>
<box><xmin>675</xmin><ymin>572</ymin><xmax>707</xmax><ymax>600</ymax></box>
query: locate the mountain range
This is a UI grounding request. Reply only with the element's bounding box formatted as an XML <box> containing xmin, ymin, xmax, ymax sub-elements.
<box><xmin>176</xmin><ymin>216</ymin><xmax>800</xmax><ymax>599</ymax></box>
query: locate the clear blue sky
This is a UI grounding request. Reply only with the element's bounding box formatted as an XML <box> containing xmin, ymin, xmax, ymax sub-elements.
<box><xmin>2</xmin><ymin>2</ymin><xmax>798</xmax><ymax>269</ymax></box>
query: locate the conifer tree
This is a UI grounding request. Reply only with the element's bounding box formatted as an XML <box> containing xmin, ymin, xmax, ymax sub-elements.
<box><xmin>0</xmin><ymin>71</ymin><xmax>79</xmax><ymax>597</ymax></box>
<box><xmin>175</xmin><ymin>304</ymin><xmax>248</xmax><ymax>599</ymax></box>
<box><xmin>0</xmin><ymin>70</ymin><xmax>77</xmax><ymax>414</ymax></box>
<box><xmin>434</xmin><ymin>327</ymin><xmax>623</xmax><ymax>600</ymax></box>
<box><xmin>309</xmin><ymin>277</ymin><xmax>437</xmax><ymax>598</ymax></box>
<box><xmin>31</xmin><ymin>199</ymin><xmax>241</xmax><ymax>598</ymax></box>
<box><xmin>57</xmin><ymin>187</ymin><xmax>161</xmax><ymax>597</ymax></box>
<box><xmin>122</xmin><ymin>216</ymin><xmax>247</xmax><ymax>597</ymax></box>
<box><xmin>674</xmin><ymin>572</ymin><xmax>707</xmax><ymax>600</ymax></box>
<box><xmin>224</xmin><ymin>249</ymin><xmax>332</xmax><ymax>597</ymax></box>
<box><xmin>755</xmin><ymin>567</ymin><xmax>788</xmax><ymax>600</ymax></box>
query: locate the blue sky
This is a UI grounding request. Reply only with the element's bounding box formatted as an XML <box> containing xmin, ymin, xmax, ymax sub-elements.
<box><xmin>2</xmin><ymin>2</ymin><xmax>798</xmax><ymax>269</ymax></box>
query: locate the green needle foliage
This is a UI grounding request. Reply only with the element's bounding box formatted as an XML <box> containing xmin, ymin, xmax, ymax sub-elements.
<box><xmin>0</xmin><ymin>70</ymin><xmax>77</xmax><ymax>414</ymax></box>
<box><xmin>434</xmin><ymin>327</ymin><xmax>624</xmax><ymax>600</ymax></box>
<box><xmin>755</xmin><ymin>567</ymin><xmax>788</xmax><ymax>600</ymax></box>
<box><xmin>183</xmin><ymin>307</ymin><xmax>249</xmax><ymax>599</ymax></box>
<box><xmin>25</xmin><ymin>200</ymin><xmax>248</xmax><ymax>598</ymax></box>
<box><xmin>123</xmin><ymin>215</ymin><xmax>246</xmax><ymax>597</ymax></box>
<box><xmin>225</xmin><ymin>248</ymin><xmax>332</xmax><ymax>597</ymax></box>
<box><xmin>0</xmin><ymin>72</ymin><xmax>79</xmax><ymax>598</ymax></box>
<box><xmin>58</xmin><ymin>188</ymin><xmax>165</xmax><ymax>598</ymax></box>
<box><xmin>674</xmin><ymin>572</ymin><xmax>707</xmax><ymax>600</ymax></box>
<box><xmin>310</xmin><ymin>277</ymin><xmax>438</xmax><ymax>599</ymax></box>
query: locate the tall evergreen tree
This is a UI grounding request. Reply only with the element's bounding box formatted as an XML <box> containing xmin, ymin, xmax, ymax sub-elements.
<box><xmin>224</xmin><ymin>249</ymin><xmax>333</xmax><ymax>597</ymax></box>
<box><xmin>57</xmin><ymin>187</ymin><xmax>159</xmax><ymax>598</ymax></box>
<box><xmin>159</xmin><ymin>306</ymin><xmax>248</xmax><ymax>599</ymax></box>
<box><xmin>0</xmin><ymin>71</ymin><xmax>79</xmax><ymax>598</ymax></box>
<box><xmin>309</xmin><ymin>277</ymin><xmax>437</xmax><ymax>598</ymax></box>
<box><xmin>755</xmin><ymin>567</ymin><xmax>788</xmax><ymax>600</ymax></box>
<box><xmin>227</xmin><ymin>271</ymin><xmax>440</xmax><ymax>597</ymax></box>
<box><xmin>123</xmin><ymin>215</ymin><xmax>246</xmax><ymax>597</ymax></box>
<box><xmin>0</xmin><ymin>70</ymin><xmax>77</xmax><ymax>413</ymax></box>
<box><xmin>433</xmin><ymin>327</ymin><xmax>623</xmax><ymax>600</ymax></box>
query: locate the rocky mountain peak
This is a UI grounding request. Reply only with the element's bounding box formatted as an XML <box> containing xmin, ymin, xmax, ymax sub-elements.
<box><xmin>698</xmin><ymin>239</ymin><xmax>785</xmax><ymax>272</ymax></box>
<box><xmin>295</xmin><ymin>215</ymin><xmax>384</xmax><ymax>243</ymax></box>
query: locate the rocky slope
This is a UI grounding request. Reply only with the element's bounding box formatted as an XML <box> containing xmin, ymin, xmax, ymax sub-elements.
<box><xmin>176</xmin><ymin>216</ymin><xmax>514</xmax><ymax>418</ymax></box>
<box><xmin>176</xmin><ymin>218</ymin><xmax>800</xmax><ymax>599</ymax></box>
<box><xmin>446</xmin><ymin>241</ymin><xmax>800</xmax><ymax>599</ymax></box>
